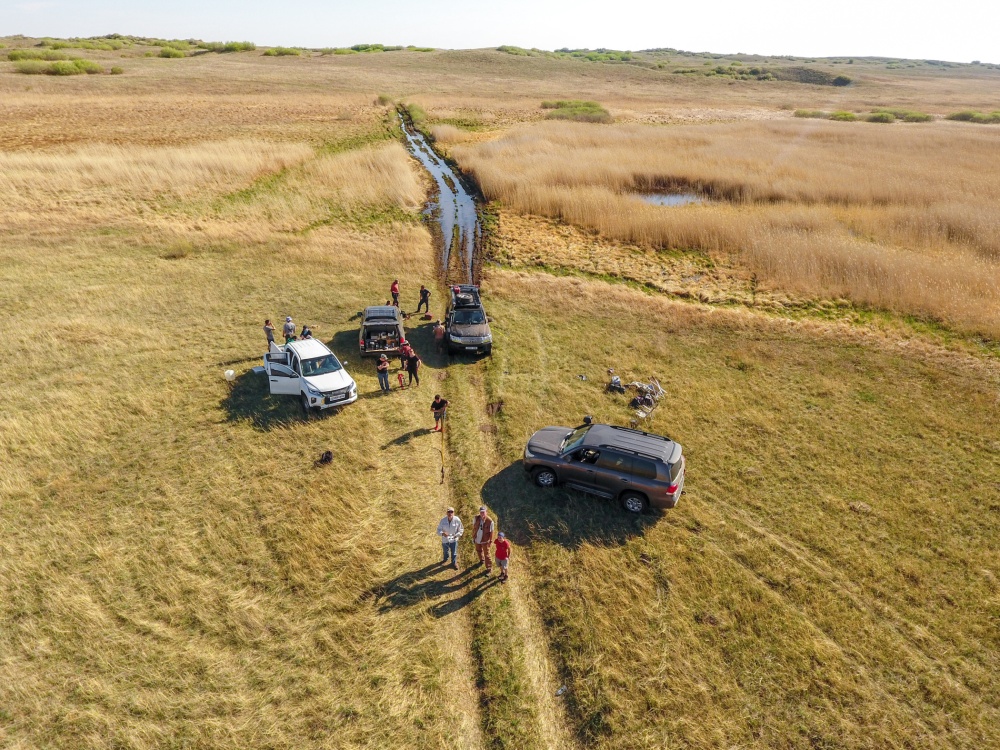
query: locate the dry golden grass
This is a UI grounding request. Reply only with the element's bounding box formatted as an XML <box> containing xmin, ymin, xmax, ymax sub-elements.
<box><xmin>449</xmin><ymin>268</ymin><xmax>1000</xmax><ymax>749</ymax></box>
<box><xmin>454</xmin><ymin>120</ymin><xmax>1000</xmax><ymax>336</ymax></box>
<box><xmin>3</xmin><ymin>41</ymin><xmax>1000</xmax><ymax>749</ymax></box>
<box><xmin>0</xmin><ymin>117</ymin><xmax>489</xmax><ymax>748</ymax></box>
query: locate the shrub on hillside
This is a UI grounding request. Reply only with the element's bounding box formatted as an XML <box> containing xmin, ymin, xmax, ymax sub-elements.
<box><xmin>872</xmin><ymin>108</ymin><xmax>932</xmax><ymax>123</ymax></box>
<box><xmin>8</xmin><ymin>48</ymin><xmax>69</xmax><ymax>61</ymax></box>
<box><xmin>866</xmin><ymin>111</ymin><xmax>896</xmax><ymax>123</ymax></box>
<box><xmin>110</xmin><ymin>66</ymin><xmax>124</xmax><ymax>75</ymax></box>
<box><xmin>832</xmin><ymin>75</ymin><xmax>852</xmax><ymax>86</ymax></box>
<box><xmin>200</xmin><ymin>41</ymin><xmax>256</xmax><ymax>53</ymax></box>
<box><xmin>16</xmin><ymin>58</ymin><xmax>102</xmax><ymax>75</ymax></box>
<box><xmin>159</xmin><ymin>47</ymin><xmax>185</xmax><ymax>58</ymax></box>
<box><xmin>13</xmin><ymin>60</ymin><xmax>47</xmax><ymax>74</ymax></box>
<box><xmin>794</xmin><ymin>109</ymin><xmax>828</xmax><ymax>118</ymax></box>
<box><xmin>263</xmin><ymin>47</ymin><xmax>301</xmax><ymax>56</ymax></box>
<box><xmin>946</xmin><ymin>110</ymin><xmax>1000</xmax><ymax>124</ymax></box>
<box><xmin>829</xmin><ymin>111</ymin><xmax>858</xmax><ymax>121</ymax></box>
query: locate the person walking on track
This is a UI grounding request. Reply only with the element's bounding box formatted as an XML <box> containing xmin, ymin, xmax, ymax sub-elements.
<box><xmin>430</xmin><ymin>394</ymin><xmax>449</xmax><ymax>431</ymax></box>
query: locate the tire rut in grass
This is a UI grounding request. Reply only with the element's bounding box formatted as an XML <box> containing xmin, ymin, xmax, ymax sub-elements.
<box><xmin>442</xmin><ymin>354</ymin><xmax>579</xmax><ymax>750</ymax></box>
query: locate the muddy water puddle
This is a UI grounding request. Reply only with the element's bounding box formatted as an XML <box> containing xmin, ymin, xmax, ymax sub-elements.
<box><xmin>399</xmin><ymin>113</ymin><xmax>480</xmax><ymax>284</ymax></box>
<box><xmin>638</xmin><ymin>193</ymin><xmax>706</xmax><ymax>207</ymax></box>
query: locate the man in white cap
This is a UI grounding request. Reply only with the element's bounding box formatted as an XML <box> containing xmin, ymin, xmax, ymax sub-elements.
<box><xmin>436</xmin><ymin>507</ymin><xmax>464</xmax><ymax>569</ymax></box>
<box><xmin>472</xmin><ymin>505</ymin><xmax>495</xmax><ymax>574</ymax></box>
<box><xmin>282</xmin><ymin>316</ymin><xmax>296</xmax><ymax>343</ymax></box>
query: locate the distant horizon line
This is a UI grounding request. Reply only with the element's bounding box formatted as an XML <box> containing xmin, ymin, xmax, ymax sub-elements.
<box><xmin>1</xmin><ymin>33</ymin><xmax>994</xmax><ymax>66</ymax></box>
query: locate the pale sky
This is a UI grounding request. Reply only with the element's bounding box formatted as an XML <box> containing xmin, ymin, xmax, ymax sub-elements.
<box><xmin>2</xmin><ymin>0</ymin><xmax>997</xmax><ymax>64</ymax></box>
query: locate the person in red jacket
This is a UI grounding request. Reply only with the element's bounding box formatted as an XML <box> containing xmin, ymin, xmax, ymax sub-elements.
<box><xmin>494</xmin><ymin>532</ymin><xmax>511</xmax><ymax>584</ymax></box>
<box><xmin>390</xmin><ymin>279</ymin><xmax>400</xmax><ymax>306</ymax></box>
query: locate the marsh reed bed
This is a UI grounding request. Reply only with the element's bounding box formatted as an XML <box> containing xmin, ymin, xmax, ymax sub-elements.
<box><xmin>454</xmin><ymin>120</ymin><xmax>1000</xmax><ymax>336</ymax></box>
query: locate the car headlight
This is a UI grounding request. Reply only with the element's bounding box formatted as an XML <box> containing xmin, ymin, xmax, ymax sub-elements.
<box><xmin>524</xmin><ymin>445</ymin><xmax>535</xmax><ymax>459</ymax></box>
<box><xmin>306</xmin><ymin>382</ymin><xmax>321</xmax><ymax>396</ymax></box>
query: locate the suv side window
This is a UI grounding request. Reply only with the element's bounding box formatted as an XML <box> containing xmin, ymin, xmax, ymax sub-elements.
<box><xmin>595</xmin><ymin>451</ymin><xmax>631</xmax><ymax>473</ymax></box>
<box><xmin>632</xmin><ymin>458</ymin><xmax>658</xmax><ymax>480</ymax></box>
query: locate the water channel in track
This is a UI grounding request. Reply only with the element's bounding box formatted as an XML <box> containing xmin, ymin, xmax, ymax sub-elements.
<box><xmin>398</xmin><ymin>111</ymin><xmax>481</xmax><ymax>284</ymax></box>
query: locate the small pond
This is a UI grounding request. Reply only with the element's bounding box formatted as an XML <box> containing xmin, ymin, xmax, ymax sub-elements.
<box><xmin>638</xmin><ymin>193</ymin><xmax>706</xmax><ymax>207</ymax></box>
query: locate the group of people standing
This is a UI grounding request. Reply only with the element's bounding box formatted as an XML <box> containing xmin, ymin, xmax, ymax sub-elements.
<box><xmin>436</xmin><ymin>506</ymin><xmax>511</xmax><ymax>583</ymax></box>
<box><xmin>263</xmin><ymin>316</ymin><xmax>313</xmax><ymax>346</ymax></box>
<box><xmin>390</xmin><ymin>279</ymin><xmax>432</xmax><ymax>315</ymax></box>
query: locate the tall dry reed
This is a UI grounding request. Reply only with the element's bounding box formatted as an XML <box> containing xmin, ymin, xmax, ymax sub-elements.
<box><xmin>454</xmin><ymin>120</ymin><xmax>1000</xmax><ymax>335</ymax></box>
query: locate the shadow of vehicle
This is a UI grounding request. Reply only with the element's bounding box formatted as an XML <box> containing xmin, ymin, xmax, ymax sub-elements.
<box><xmin>480</xmin><ymin>463</ymin><xmax>658</xmax><ymax>550</ymax></box>
<box><xmin>220</xmin><ymin>368</ymin><xmax>304</xmax><ymax>431</ymax></box>
<box><xmin>361</xmin><ymin>561</ymin><xmax>498</xmax><ymax>617</ymax></box>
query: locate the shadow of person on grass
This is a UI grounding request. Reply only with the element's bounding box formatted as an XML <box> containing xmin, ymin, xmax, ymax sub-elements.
<box><xmin>362</xmin><ymin>561</ymin><xmax>498</xmax><ymax>616</ymax></box>
<box><xmin>481</xmin><ymin>462</ymin><xmax>659</xmax><ymax>551</ymax></box>
<box><xmin>381</xmin><ymin>427</ymin><xmax>434</xmax><ymax>449</ymax></box>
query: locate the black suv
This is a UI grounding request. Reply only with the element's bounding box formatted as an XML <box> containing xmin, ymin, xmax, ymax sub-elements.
<box><xmin>522</xmin><ymin>420</ymin><xmax>685</xmax><ymax>512</ymax></box>
<box><xmin>445</xmin><ymin>284</ymin><xmax>493</xmax><ymax>355</ymax></box>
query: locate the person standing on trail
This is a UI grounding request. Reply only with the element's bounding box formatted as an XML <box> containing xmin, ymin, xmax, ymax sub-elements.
<box><xmin>390</xmin><ymin>279</ymin><xmax>400</xmax><ymax>306</ymax></box>
<box><xmin>405</xmin><ymin>350</ymin><xmax>422</xmax><ymax>387</ymax></box>
<box><xmin>264</xmin><ymin>319</ymin><xmax>276</xmax><ymax>347</ymax></box>
<box><xmin>494</xmin><ymin>532</ymin><xmax>511</xmax><ymax>583</ymax></box>
<box><xmin>430</xmin><ymin>394</ymin><xmax>449</xmax><ymax>431</ymax></box>
<box><xmin>417</xmin><ymin>285</ymin><xmax>431</xmax><ymax>314</ymax></box>
<box><xmin>472</xmin><ymin>506</ymin><xmax>495</xmax><ymax>575</ymax></box>
<box><xmin>282</xmin><ymin>316</ymin><xmax>296</xmax><ymax>343</ymax></box>
<box><xmin>437</xmin><ymin>507</ymin><xmax>464</xmax><ymax>568</ymax></box>
<box><xmin>433</xmin><ymin>320</ymin><xmax>446</xmax><ymax>353</ymax></box>
<box><xmin>376</xmin><ymin>354</ymin><xmax>391</xmax><ymax>393</ymax></box>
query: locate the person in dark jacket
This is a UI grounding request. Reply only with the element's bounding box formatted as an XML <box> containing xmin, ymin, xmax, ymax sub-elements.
<box><xmin>417</xmin><ymin>285</ymin><xmax>431</xmax><ymax>314</ymax></box>
<box><xmin>376</xmin><ymin>354</ymin><xmax>391</xmax><ymax>393</ymax></box>
<box><xmin>405</xmin><ymin>351</ymin><xmax>421</xmax><ymax>386</ymax></box>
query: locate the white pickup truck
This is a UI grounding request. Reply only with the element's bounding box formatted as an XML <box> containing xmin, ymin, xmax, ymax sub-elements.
<box><xmin>263</xmin><ymin>338</ymin><xmax>358</xmax><ymax>414</ymax></box>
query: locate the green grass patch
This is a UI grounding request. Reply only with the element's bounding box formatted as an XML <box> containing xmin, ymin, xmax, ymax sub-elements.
<box><xmin>158</xmin><ymin>47</ymin><xmax>185</xmax><ymax>58</ymax></box>
<box><xmin>541</xmin><ymin>100</ymin><xmax>612</xmax><ymax>123</ymax></box>
<box><xmin>794</xmin><ymin>109</ymin><xmax>828</xmax><ymax>118</ymax></box>
<box><xmin>829</xmin><ymin>110</ymin><xmax>858</xmax><ymax>121</ymax></box>
<box><xmin>262</xmin><ymin>47</ymin><xmax>301</xmax><ymax>57</ymax></box>
<box><xmin>8</xmin><ymin>49</ymin><xmax>69</xmax><ymax>61</ymax></box>
<box><xmin>872</xmin><ymin>108</ymin><xmax>932</xmax><ymax>122</ymax></box>
<box><xmin>200</xmin><ymin>41</ymin><xmax>256</xmax><ymax>53</ymax></box>
<box><xmin>946</xmin><ymin>110</ymin><xmax>1000</xmax><ymax>124</ymax></box>
<box><xmin>15</xmin><ymin>58</ymin><xmax>102</xmax><ymax>75</ymax></box>
<box><xmin>404</xmin><ymin>102</ymin><xmax>427</xmax><ymax>126</ymax></box>
<box><xmin>865</xmin><ymin>111</ymin><xmax>896</xmax><ymax>123</ymax></box>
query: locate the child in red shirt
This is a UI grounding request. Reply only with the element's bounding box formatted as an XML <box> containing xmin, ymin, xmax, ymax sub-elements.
<box><xmin>494</xmin><ymin>532</ymin><xmax>511</xmax><ymax>583</ymax></box>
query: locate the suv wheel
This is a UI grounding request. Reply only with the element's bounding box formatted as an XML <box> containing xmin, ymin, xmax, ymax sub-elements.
<box><xmin>533</xmin><ymin>467</ymin><xmax>557</xmax><ymax>488</ymax></box>
<box><xmin>300</xmin><ymin>393</ymin><xmax>312</xmax><ymax>419</ymax></box>
<box><xmin>484</xmin><ymin>345</ymin><xmax>492</xmax><ymax>356</ymax></box>
<box><xmin>620</xmin><ymin>491</ymin><xmax>647</xmax><ymax>514</ymax></box>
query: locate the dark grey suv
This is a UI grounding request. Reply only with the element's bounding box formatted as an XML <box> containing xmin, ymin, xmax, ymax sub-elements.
<box><xmin>522</xmin><ymin>421</ymin><xmax>685</xmax><ymax>512</ymax></box>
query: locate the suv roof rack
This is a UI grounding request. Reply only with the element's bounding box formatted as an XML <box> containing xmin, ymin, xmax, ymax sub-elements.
<box><xmin>598</xmin><ymin>444</ymin><xmax>665</xmax><ymax>462</ymax></box>
<box><xmin>606</xmin><ymin>425</ymin><xmax>672</xmax><ymax>442</ymax></box>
